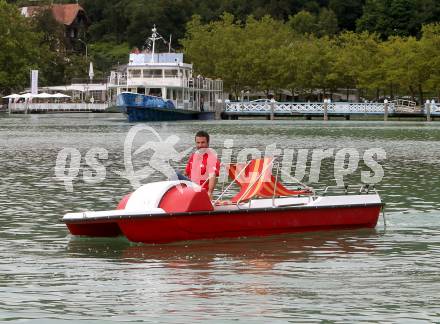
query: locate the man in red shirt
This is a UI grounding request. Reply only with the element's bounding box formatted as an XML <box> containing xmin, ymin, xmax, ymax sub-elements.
<box><xmin>185</xmin><ymin>131</ymin><xmax>220</xmax><ymax>199</ymax></box>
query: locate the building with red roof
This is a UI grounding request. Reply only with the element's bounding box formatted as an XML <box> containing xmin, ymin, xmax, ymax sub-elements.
<box><xmin>20</xmin><ymin>4</ymin><xmax>90</xmax><ymax>50</ymax></box>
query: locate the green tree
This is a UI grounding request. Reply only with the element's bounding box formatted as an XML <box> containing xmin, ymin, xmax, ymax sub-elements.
<box><xmin>182</xmin><ymin>14</ymin><xmax>296</xmax><ymax>97</ymax></box>
<box><xmin>415</xmin><ymin>0</ymin><xmax>440</xmax><ymax>27</ymax></box>
<box><xmin>182</xmin><ymin>14</ymin><xmax>248</xmax><ymax>97</ymax></box>
<box><xmin>316</xmin><ymin>8</ymin><xmax>339</xmax><ymax>36</ymax></box>
<box><xmin>89</xmin><ymin>41</ymin><xmax>130</xmax><ymax>75</ymax></box>
<box><xmin>288</xmin><ymin>10</ymin><xmax>317</xmax><ymax>35</ymax></box>
<box><xmin>284</xmin><ymin>35</ymin><xmax>336</xmax><ymax>99</ymax></box>
<box><xmin>381</xmin><ymin>35</ymin><xmax>430</xmax><ymax>102</ymax></box>
<box><xmin>63</xmin><ymin>54</ymin><xmax>88</xmax><ymax>83</ymax></box>
<box><xmin>289</xmin><ymin>8</ymin><xmax>338</xmax><ymax>37</ymax></box>
<box><xmin>329</xmin><ymin>0</ymin><xmax>364</xmax><ymax>30</ymax></box>
<box><xmin>0</xmin><ymin>0</ymin><xmax>48</xmax><ymax>93</ymax></box>
<box><xmin>122</xmin><ymin>0</ymin><xmax>194</xmax><ymax>48</ymax></box>
<box><xmin>357</xmin><ymin>0</ymin><xmax>420</xmax><ymax>38</ymax></box>
<box><xmin>420</xmin><ymin>24</ymin><xmax>440</xmax><ymax>99</ymax></box>
<box><xmin>30</xmin><ymin>8</ymin><xmax>67</xmax><ymax>86</ymax></box>
<box><xmin>241</xmin><ymin>15</ymin><xmax>294</xmax><ymax>94</ymax></box>
<box><xmin>332</xmin><ymin>31</ymin><xmax>383</xmax><ymax>100</ymax></box>
<box><xmin>84</xmin><ymin>0</ymin><xmax>129</xmax><ymax>43</ymax></box>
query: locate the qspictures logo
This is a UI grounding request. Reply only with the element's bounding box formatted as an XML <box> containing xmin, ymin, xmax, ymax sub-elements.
<box><xmin>54</xmin><ymin>125</ymin><xmax>386</xmax><ymax>193</ymax></box>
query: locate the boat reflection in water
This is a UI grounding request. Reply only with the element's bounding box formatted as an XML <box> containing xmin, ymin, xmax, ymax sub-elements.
<box><xmin>65</xmin><ymin>228</ymin><xmax>383</xmax><ymax>304</ymax></box>
<box><xmin>66</xmin><ymin>228</ymin><xmax>381</xmax><ymax>268</ymax></box>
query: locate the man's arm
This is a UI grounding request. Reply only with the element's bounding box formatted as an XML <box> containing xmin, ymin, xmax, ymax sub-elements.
<box><xmin>207</xmin><ymin>173</ymin><xmax>217</xmax><ymax>199</ymax></box>
<box><xmin>208</xmin><ymin>157</ymin><xmax>221</xmax><ymax>199</ymax></box>
<box><xmin>185</xmin><ymin>154</ymin><xmax>193</xmax><ymax>177</ymax></box>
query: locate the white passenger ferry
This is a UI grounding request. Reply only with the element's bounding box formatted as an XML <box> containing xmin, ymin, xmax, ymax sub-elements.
<box><xmin>108</xmin><ymin>26</ymin><xmax>224</xmax><ymax>121</ymax></box>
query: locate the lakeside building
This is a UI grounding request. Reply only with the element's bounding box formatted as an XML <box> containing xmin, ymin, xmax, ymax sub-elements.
<box><xmin>20</xmin><ymin>3</ymin><xmax>90</xmax><ymax>52</ymax></box>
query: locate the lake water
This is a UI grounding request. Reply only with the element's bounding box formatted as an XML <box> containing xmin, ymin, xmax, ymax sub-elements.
<box><xmin>1</xmin><ymin>113</ymin><xmax>439</xmax><ymax>323</ymax></box>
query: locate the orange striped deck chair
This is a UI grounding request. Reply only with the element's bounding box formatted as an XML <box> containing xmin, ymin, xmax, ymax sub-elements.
<box><xmin>219</xmin><ymin>157</ymin><xmax>312</xmax><ymax>205</ymax></box>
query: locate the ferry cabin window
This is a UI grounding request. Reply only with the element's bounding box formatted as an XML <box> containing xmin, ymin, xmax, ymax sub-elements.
<box><xmin>128</xmin><ymin>69</ymin><xmax>142</xmax><ymax>78</ymax></box>
<box><xmin>164</xmin><ymin>70</ymin><xmax>178</xmax><ymax>78</ymax></box>
<box><xmin>143</xmin><ymin>69</ymin><xmax>163</xmax><ymax>78</ymax></box>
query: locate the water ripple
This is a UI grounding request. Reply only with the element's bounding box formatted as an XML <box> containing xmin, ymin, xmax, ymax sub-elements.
<box><xmin>1</xmin><ymin>115</ymin><xmax>440</xmax><ymax>322</ymax></box>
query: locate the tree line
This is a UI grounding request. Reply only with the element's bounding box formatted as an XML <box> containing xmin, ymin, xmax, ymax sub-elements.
<box><xmin>80</xmin><ymin>0</ymin><xmax>440</xmax><ymax>46</ymax></box>
<box><xmin>182</xmin><ymin>14</ymin><xmax>440</xmax><ymax>102</ymax></box>
<box><xmin>2</xmin><ymin>0</ymin><xmax>440</xmax><ymax>100</ymax></box>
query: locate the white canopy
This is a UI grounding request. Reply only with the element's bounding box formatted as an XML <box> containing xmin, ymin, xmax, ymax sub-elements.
<box><xmin>2</xmin><ymin>93</ymin><xmax>20</xmax><ymax>99</ymax></box>
<box><xmin>3</xmin><ymin>92</ymin><xmax>71</xmax><ymax>99</ymax></box>
<box><xmin>33</xmin><ymin>92</ymin><xmax>53</xmax><ymax>98</ymax></box>
<box><xmin>20</xmin><ymin>93</ymin><xmax>34</xmax><ymax>99</ymax></box>
<box><xmin>51</xmin><ymin>93</ymin><xmax>71</xmax><ymax>98</ymax></box>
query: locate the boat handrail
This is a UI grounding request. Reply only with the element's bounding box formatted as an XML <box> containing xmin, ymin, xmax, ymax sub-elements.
<box><xmin>272</xmin><ymin>160</ymin><xmax>280</xmax><ymax>207</ymax></box>
<box><xmin>214</xmin><ymin>158</ymin><xmax>316</xmax><ymax>205</ymax></box>
<box><xmin>321</xmin><ymin>184</ymin><xmax>377</xmax><ymax>195</ymax></box>
<box><xmin>278</xmin><ymin>166</ymin><xmax>316</xmax><ymax>198</ymax></box>
<box><xmin>213</xmin><ymin>160</ymin><xmax>252</xmax><ymax>205</ymax></box>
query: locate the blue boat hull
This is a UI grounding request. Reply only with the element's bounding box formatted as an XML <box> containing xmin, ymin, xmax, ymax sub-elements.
<box><xmin>117</xmin><ymin>92</ymin><xmax>198</xmax><ymax>122</ymax></box>
<box><xmin>124</xmin><ymin>106</ymin><xmax>198</xmax><ymax>122</ymax></box>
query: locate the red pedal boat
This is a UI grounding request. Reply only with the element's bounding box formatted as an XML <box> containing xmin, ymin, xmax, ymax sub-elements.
<box><xmin>62</xmin><ymin>158</ymin><xmax>383</xmax><ymax>244</ymax></box>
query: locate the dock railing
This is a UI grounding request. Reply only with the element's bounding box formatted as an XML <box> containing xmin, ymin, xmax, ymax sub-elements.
<box><xmin>225</xmin><ymin>102</ymin><xmax>396</xmax><ymax>115</ymax></box>
<box><xmin>392</xmin><ymin>99</ymin><xmax>419</xmax><ymax>113</ymax></box>
<box><xmin>9</xmin><ymin>103</ymin><xmax>109</xmax><ymax>113</ymax></box>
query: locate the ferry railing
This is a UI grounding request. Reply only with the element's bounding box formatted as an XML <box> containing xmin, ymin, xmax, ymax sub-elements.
<box><xmin>108</xmin><ymin>73</ymin><xmax>127</xmax><ymax>86</ymax></box>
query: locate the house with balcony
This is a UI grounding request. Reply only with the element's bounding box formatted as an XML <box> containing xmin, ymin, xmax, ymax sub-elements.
<box><xmin>20</xmin><ymin>3</ymin><xmax>90</xmax><ymax>51</ymax></box>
